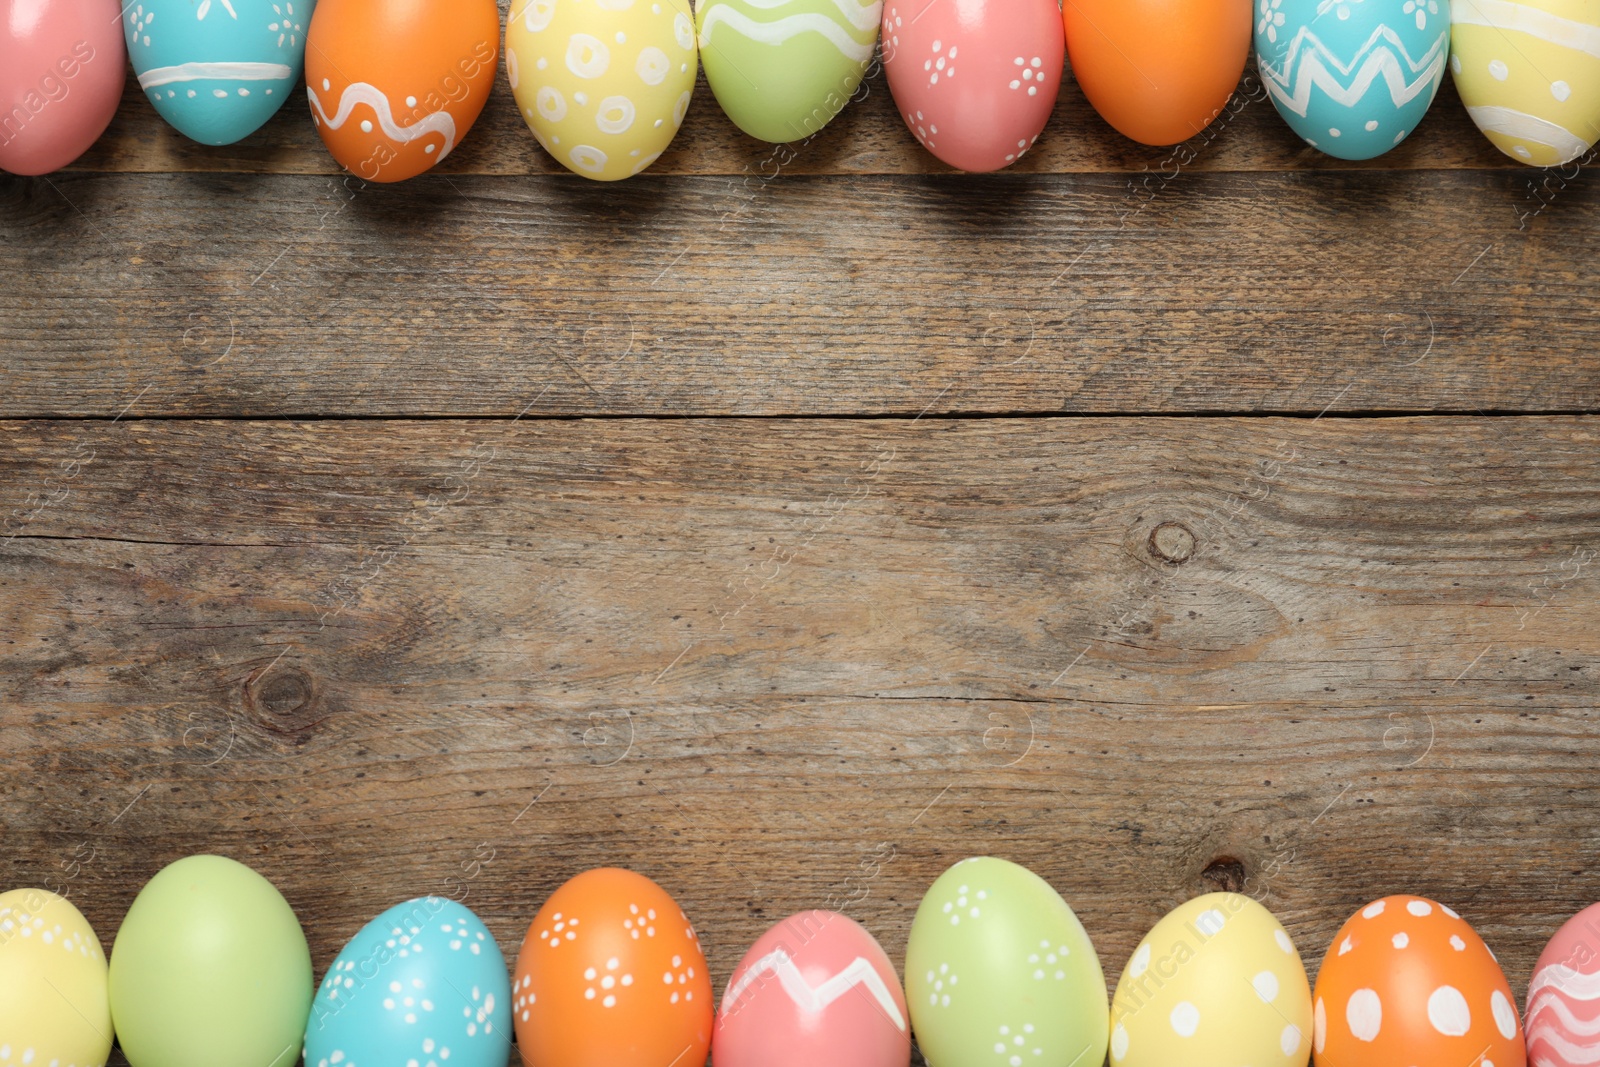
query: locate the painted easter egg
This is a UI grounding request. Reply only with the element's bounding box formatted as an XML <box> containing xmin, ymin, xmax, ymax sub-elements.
<box><xmin>1311</xmin><ymin>895</ymin><xmax>1525</xmax><ymax>1067</ymax></box>
<box><xmin>123</xmin><ymin>0</ymin><xmax>313</xmax><ymax>146</ymax></box>
<box><xmin>714</xmin><ymin>910</ymin><xmax>910</xmax><ymax>1067</ymax></box>
<box><xmin>1108</xmin><ymin>893</ymin><xmax>1311</xmax><ymax>1067</ymax></box>
<box><xmin>1452</xmin><ymin>0</ymin><xmax>1600</xmax><ymax>166</ymax></box>
<box><xmin>512</xmin><ymin>868</ymin><xmax>712</xmax><ymax>1067</ymax></box>
<box><xmin>905</xmin><ymin>857</ymin><xmax>1108</xmax><ymax>1067</ymax></box>
<box><xmin>1063</xmin><ymin>0</ymin><xmax>1252</xmax><ymax>146</ymax></box>
<box><xmin>108</xmin><ymin>855</ymin><xmax>312</xmax><ymax>1067</ymax></box>
<box><xmin>881</xmin><ymin>0</ymin><xmax>1065</xmax><ymax>171</ymax></box>
<box><xmin>1256</xmin><ymin>0</ymin><xmax>1449</xmax><ymax>159</ymax></box>
<box><xmin>0</xmin><ymin>889</ymin><xmax>114</xmax><ymax>1067</ymax></box>
<box><xmin>303</xmin><ymin>897</ymin><xmax>510</xmax><ymax>1067</ymax></box>
<box><xmin>1526</xmin><ymin>901</ymin><xmax>1600</xmax><ymax>1067</ymax></box>
<box><xmin>0</xmin><ymin>0</ymin><xmax>126</xmax><ymax>175</ymax></box>
<box><xmin>506</xmin><ymin>0</ymin><xmax>699</xmax><ymax>181</ymax></box>
<box><xmin>697</xmin><ymin>0</ymin><xmax>881</xmax><ymax>144</ymax></box>
<box><xmin>306</xmin><ymin>0</ymin><xmax>499</xmax><ymax>182</ymax></box>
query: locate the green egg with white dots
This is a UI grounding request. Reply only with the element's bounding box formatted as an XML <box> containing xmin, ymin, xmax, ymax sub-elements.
<box><xmin>108</xmin><ymin>855</ymin><xmax>312</xmax><ymax>1067</ymax></box>
<box><xmin>906</xmin><ymin>857</ymin><xmax>1109</xmax><ymax>1067</ymax></box>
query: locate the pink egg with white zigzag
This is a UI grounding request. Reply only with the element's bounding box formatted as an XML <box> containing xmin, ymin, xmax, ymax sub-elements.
<box><xmin>714</xmin><ymin>910</ymin><xmax>910</xmax><ymax>1067</ymax></box>
<box><xmin>1528</xmin><ymin>902</ymin><xmax>1600</xmax><ymax>1067</ymax></box>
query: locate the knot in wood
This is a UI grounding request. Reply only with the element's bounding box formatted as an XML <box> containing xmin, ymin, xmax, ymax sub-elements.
<box><xmin>1201</xmin><ymin>856</ymin><xmax>1248</xmax><ymax>894</ymax></box>
<box><xmin>247</xmin><ymin>665</ymin><xmax>319</xmax><ymax>738</ymax></box>
<box><xmin>1149</xmin><ymin>521</ymin><xmax>1197</xmax><ymax>564</ymax></box>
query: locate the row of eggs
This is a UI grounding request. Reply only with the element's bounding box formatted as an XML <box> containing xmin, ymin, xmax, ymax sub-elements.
<box><xmin>5</xmin><ymin>853</ymin><xmax>1600</xmax><ymax>1067</ymax></box>
<box><xmin>2</xmin><ymin>0</ymin><xmax>1598</xmax><ymax>179</ymax></box>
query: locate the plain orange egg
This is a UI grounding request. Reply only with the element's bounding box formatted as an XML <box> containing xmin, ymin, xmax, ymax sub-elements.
<box><xmin>1063</xmin><ymin>0</ymin><xmax>1251</xmax><ymax>147</ymax></box>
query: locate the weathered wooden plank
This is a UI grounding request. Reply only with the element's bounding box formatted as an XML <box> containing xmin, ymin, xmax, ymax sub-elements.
<box><xmin>4</xmin><ymin>416</ymin><xmax>1598</xmax><ymax>1028</ymax></box>
<box><xmin>64</xmin><ymin>41</ymin><xmax>1515</xmax><ymax>176</ymax></box>
<box><xmin>2</xmin><ymin>168</ymin><xmax>1596</xmax><ymax>419</ymax></box>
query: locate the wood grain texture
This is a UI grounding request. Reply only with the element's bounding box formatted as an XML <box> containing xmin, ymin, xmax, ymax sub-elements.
<box><xmin>2</xmin><ymin>166</ymin><xmax>1596</xmax><ymax>419</ymax></box>
<box><xmin>4</xmin><ymin>416</ymin><xmax>1598</xmax><ymax>1064</ymax></box>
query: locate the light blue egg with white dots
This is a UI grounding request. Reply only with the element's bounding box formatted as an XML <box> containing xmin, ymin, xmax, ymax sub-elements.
<box><xmin>304</xmin><ymin>898</ymin><xmax>511</xmax><ymax>1067</ymax></box>
<box><xmin>1255</xmin><ymin>0</ymin><xmax>1450</xmax><ymax>159</ymax></box>
<box><xmin>123</xmin><ymin>0</ymin><xmax>316</xmax><ymax>145</ymax></box>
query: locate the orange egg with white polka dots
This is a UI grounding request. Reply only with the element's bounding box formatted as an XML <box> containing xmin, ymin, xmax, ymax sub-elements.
<box><xmin>1311</xmin><ymin>895</ymin><xmax>1525</xmax><ymax>1067</ymax></box>
<box><xmin>512</xmin><ymin>868</ymin><xmax>712</xmax><ymax>1067</ymax></box>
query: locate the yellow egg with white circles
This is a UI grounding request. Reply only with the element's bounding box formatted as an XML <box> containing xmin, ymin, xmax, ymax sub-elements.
<box><xmin>0</xmin><ymin>889</ymin><xmax>114</xmax><ymax>1067</ymax></box>
<box><xmin>1109</xmin><ymin>893</ymin><xmax>1312</xmax><ymax>1067</ymax></box>
<box><xmin>1451</xmin><ymin>0</ymin><xmax>1600</xmax><ymax>166</ymax></box>
<box><xmin>506</xmin><ymin>0</ymin><xmax>698</xmax><ymax>181</ymax></box>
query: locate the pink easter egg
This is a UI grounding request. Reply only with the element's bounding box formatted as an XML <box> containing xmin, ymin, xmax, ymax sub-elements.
<box><xmin>1528</xmin><ymin>902</ymin><xmax>1600</xmax><ymax>1067</ymax></box>
<box><xmin>0</xmin><ymin>0</ymin><xmax>126</xmax><ymax>175</ymax></box>
<box><xmin>714</xmin><ymin>910</ymin><xmax>910</xmax><ymax>1067</ymax></box>
<box><xmin>880</xmin><ymin>0</ymin><xmax>1064</xmax><ymax>173</ymax></box>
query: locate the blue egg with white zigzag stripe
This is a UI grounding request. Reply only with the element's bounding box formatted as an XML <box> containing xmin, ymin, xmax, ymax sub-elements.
<box><xmin>1255</xmin><ymin>0</ymin><xmax>1450</xmax><ymax>159</ymax></box>
<box><xmin>124</xmin><ymin>0</ymin><xmax>316</xmax><ymax>145</ymax></box>
<box><xmin>303</xmin><ymin>897</ymin><xmax>511</xmax><ymax>1067</ymax></box>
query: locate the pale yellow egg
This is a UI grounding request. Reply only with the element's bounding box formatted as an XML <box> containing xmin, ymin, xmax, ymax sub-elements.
<box><xmin>1110</xmin><ymin>893</ymin><xmax>1312</xmax><ymax>1067</ymax></box>
<box><xmin>0</xmin><ymin>889</ymin><xmax>113</xmax><ymax>1067</ymax></box>
<box><xmin>1452</xmin><ymin>0</ymin><xmax>1600</xmax><ymax>166</ymax></box>
<box><xmin>506</xmin><ymin>0</ymin><xmax>699</xmax><ymax>181</ymax></box>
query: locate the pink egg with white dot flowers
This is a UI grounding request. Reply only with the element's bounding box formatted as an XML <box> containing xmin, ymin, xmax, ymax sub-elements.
<box><xmin>713</xmin><ymin>911</ymin><xmax>910</xmax><ymax>1067</ymax></box>
<box><xmin>880</xmin><ymin>0</ymin><xmax>1064</xmax><ymax>172</ymax></box>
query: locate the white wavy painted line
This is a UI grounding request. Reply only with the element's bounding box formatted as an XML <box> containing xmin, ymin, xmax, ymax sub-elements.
<box><xmin>1467</xmin><ymin>104</ymin><xmax>1592</xmax><ymax>157</ymax></box>
<box><xmin>1454</xmin><ymin>0</ymin><xmax>1600</xmax><ymax>60</ymax></box>
<box><xmin>1261</xmin><ymin>27</ymin><xmax>1444</xmax><ymax>116</ymax></box>
<box><xmin>714</xmin><ymin>0</ymin><xmax>881</xmax><ymax>32</ymax></box>
<box><xmin>138</xmin><ymin>61</ymin><xmax>292</xmax><ymax>88</ymax></box>
<box><xmin>720</xmin><ymin>950</ymin><xmax>906</xmax><ymax>1031</ymax></box>
<box><xmin>1533</xmin><ymin>966</ymin><xmax>1600</xmax><ymax>1001</ymax></box>
<box><xmin>700</xmin><ymin>7</ymin><xmax>875</xmax><ymax>60</ymax></box>
<box><xmin>1529</xmin><ymin>992</ymin><xmax>1600</xmax><ymax>1038</ymax></box>
<box><xmin>1528</xmin><ymin>1020</ymin><xmax>1600</xmax><ymax>1066</ymax></box>
<box><xmin>307</xmin><ymin>82</ymin><xmax>458</xmax><ymax>159</ymax></box>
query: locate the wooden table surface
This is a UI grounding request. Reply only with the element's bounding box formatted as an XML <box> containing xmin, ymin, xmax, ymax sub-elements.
<box><xmin>4</xmin><ymin>11</ymin><xmax>1599</xmax><ymax>1065</ymax></box>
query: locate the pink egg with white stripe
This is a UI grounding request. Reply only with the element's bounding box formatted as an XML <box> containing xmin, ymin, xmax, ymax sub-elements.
<box><xmin>1528</xmin><ymin>903</ymin><xmax>1600</xmax><ymax>1067</ymax></box>
<box><xmin>713</xmin><ymin>910</ymin><xmax>910</xmax><ymax>1067</ymax></box>
<box><xmin>879</xmin><ymin>0</ymin><xmax>1064</xmax><ymax>172</ymax></box>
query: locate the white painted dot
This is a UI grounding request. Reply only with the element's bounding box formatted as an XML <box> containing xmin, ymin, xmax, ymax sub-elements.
<box><xmin>1281</xmin><ymin>1023</ymin><xmax>1302</xmax><ymax>1056</ymax></box>
<box><xmin>1492</xmin><ymin>990</ymin><xmax>1518</xmax><ymax>1038</ymax></box>
<box><xmin>1366</xmin><ymin>120</ymin><xmax>1379</xmax><ymax>131</ymax></box>
<box><xmin>1393</xmin><ymin>932</ymin><xmax>1410</xmax><ymax>949</ymax></box>
<box><xmin>1408</xmin><ymin>900</ymin><xmax>1433</xmax><ymax>917</ymax></box>
<box><xmin>1428</xmin><ymin>986</ymin><xmax>1471</xmax><ymax>1036</ymax></box>
<box><xmin>1489</xmin><ymin>59</ymin><xmax>1510</xmax><ymax>80</ymax></box>
<box><xmin>1170</xmin><ymin>1001</ymin><xmax>1200</xmax><ymax>1037</ymax></box>
<box><xmin>1275</xmin><ymin>929</ymin><xmax>1295</xmax><ymax>953</ymax></box>
<box><xmin>1253</xmin><ymin>971</ymin><xmax>1280</xmax><ymax>1003</ymax></box>
<box><xmin>1348</xmin><ymin>988</ymin><xmax>1383</xmax><ymax>1041</ymax></box>
<box><xmin>1128</xmin><ymin>943</ymin><xmax>1151</xmax><ymax>978</ymax></box>
<box><xmin>1110</xmin><ymin>1025</ymin><xmax>1128</xmax><ymax>1060</ymax></box>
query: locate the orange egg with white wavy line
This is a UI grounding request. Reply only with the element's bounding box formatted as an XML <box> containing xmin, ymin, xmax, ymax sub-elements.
<box><xmin>305</xmin><ymin>0</ymin><xmax>499</xmax><ymax>182</ymax></box>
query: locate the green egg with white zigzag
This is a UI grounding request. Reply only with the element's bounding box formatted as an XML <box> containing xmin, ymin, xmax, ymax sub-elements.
<box><xmin>696</xmin><ymin>0</ymin><xmax>881</xmax><ymax>144</ymax></box>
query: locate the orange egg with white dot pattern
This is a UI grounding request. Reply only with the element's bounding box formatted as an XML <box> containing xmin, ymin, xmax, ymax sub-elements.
<box><xmin>1311</xmin><ymin>895</ymin><xmax>1525</xmax><ymax>1067</ymax></box>
<box><xmin>512</xmin><ymin>868</ymin><xmax>711</xmax><ymax>1067</ymax></box>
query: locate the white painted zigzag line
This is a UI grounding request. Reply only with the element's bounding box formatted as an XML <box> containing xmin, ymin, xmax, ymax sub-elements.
<box><xmin>714</xmin><ymin>0</ymin><xmax>882</xmax><ymax>32</ymax></box>
<box><xmin>1270</xmin><ymin>24</ymin><xmax>1446</xmax><ymax>79</ymax></box>
<box><xmin>699</xmin><ymin>7</ymin><xmax>876</xmax><ymax>61</ymax></box>
<box><xmin>1529</xmin><ymin>991</ymin><xmax>1600</xmax><ymax>1038</ymax></box>
<box><xmin>720</xmin><ymin>950</ymin><xmax>906</xmax><ymax>1031</ymax></box>
<box><xmin>139</xmin><ymin>61</ymin><xmax>292</xmax><ymax>88</ymax></box>
<box><xmin>1262</xmin><ymin>33</ymin><xmax>1445</xmax><ymax>116</ymax></box>
<box><xmin>1527</xmin><ymin>1020</ymin><xmax>1600</xmax><ymax>1066</ymax></box>
<box><xmin>307</xmin><ymin>82</ymin><xmax>459</xmax><ymax>160</ymax></box>
<box><xmin>1454</xmin><ymin>0</ymin><xmax>1600</xmax><ymax>60</ymax></box>
<box><xmin>1467</xmin><ymin>104</ymin><xmax>1592</xmax><ymax>158</ymax></box>
<box><xmin>1533</xmin><ymin>966</ymin><xmax>1600</xmax><ymax>1001</ymax></box>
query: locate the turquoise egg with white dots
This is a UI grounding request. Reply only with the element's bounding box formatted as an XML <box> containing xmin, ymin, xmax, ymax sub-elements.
<box><xmin>303</xmin><ymin>898</ymin><xmax>511</xmax><ymax>1067</ymax></box>
<box><xmin>1255</xmin><ymin>0</ymin><xmax>1450</xmax><ymax>160</ymax></box>
<box><xmin>124</xmin><ymin>0</ymin><xmax>316</xmax><ymax>145</ymax></box>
